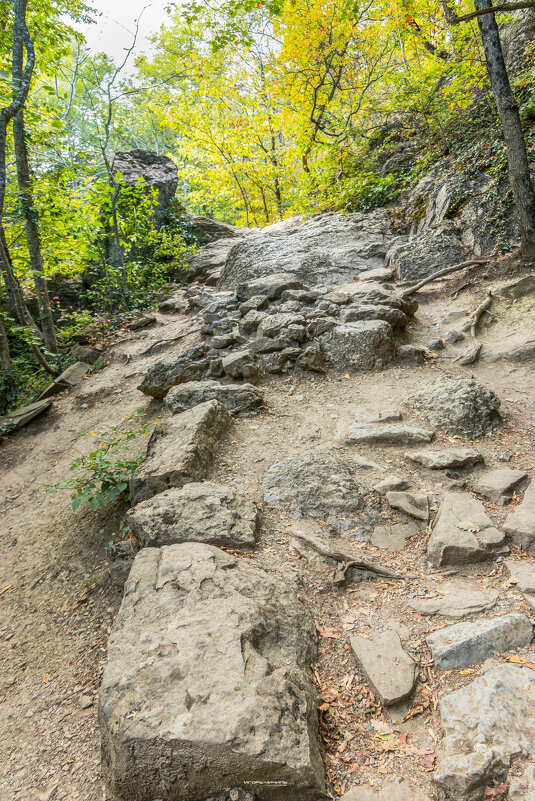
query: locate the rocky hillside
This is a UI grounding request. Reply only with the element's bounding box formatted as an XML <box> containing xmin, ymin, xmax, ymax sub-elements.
<box><xmin>1</xmin><ymin>209</ymin><xmax>535</xmax><ymax>801</ymax></box>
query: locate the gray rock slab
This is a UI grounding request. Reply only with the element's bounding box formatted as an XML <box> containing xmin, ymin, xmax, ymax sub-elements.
<box><xmin>426</xmin><ymin>613</ymin><xmax>533</xmax><ymax>670</ymax></box>
<box><xmin>0</xmin><ymin>397</ymin><xmax>53</xmax><ymax>431</ymax></box>
<box><xmin>263</xmin><ymin>450</ymin><xmax>365</xmax><ymax>532</ymax></box>
<box><xmin>373</xmin><ymin>475</ymin><xmax>410</xmax><ymax>493</ymax></box>
<box><xmin>509</xmin><ymin>763</ymin><xmax>535</xmax><ymax>801</ymax></box>
<box><xmin>297</xmin><ymin>344</ymin><xmax>328</xmax><ymax>373</ymax></box>
<box><xmin>321</xmin><ymin>320</ymin><xmax>396</xmax><ymax>371</ymax></box>
<box><xmin>138</xmin><ymin>353</ymin><xmax>222</xmax><ymax>399</ymax></box>
<box><xmin>495</xmin><ymin>274</ymin><xmax>535</xmax><ymax>299</ymax></box>
<box><xmin>427</xmin><ymin>492</ymin><xmax>508</xmax><ymax>567</ymax></box>
<box><xmin>408</xmin><ymin>580</ymin><xmax>498</xmax><ymax>618</ymax></box>
<box><xmin>386</xmin><ymin>233</ymin><xmax>464</xmax><ymax>282</ymax></box>
<box><xmin>340</xmin><ymin>303</ymin><xmax>409</xmax><ymax>329</ymax></box>
<box><xmin>371</xmin><ymin>522</ymin><xmax>418</xmax><ymax>551</ymax></box>
<box><xmin>505</xmin><ymin>559</ymin><xmax>535</xmax><ymax>593</ymax></box>
<box><xmin>235</xmin><ymin>272</ymin><xmax>304</xmax><ymax>301</ymax></box>
<box><xmin>165</xmin><ymin>380</ymin><xmax>263</xmax><ymax>416</ymax></box>
<box><xmin>387</xmin><ymin>491</ymin><xmax>429</xmax><ymax>520</ymax></box>
<box><xmin>99</xmin><ymin>543</ymin><xmax>325</xmax><ymax>801</ymax></box>
<box><xmin>406</xmin><ymin>377</ymin><xmax>501</xmax><ymax>439</ymax></box>
<box><xmin>221</xmin><ymin>350</ymin><xmax>259</xmax><ymax>380</ymax></box>
<box><xmin>434</xmin><ymin>664</ymin><xmax>535</xmax><ymax>799</ymax></box>
<box><xmin>350</xmin><ymin>630</ymin><xmax>417</xmax><ymax>706</ymax></box>
<box><xmin>346</xmin><ymin>423</ymin><xmax>434</xmax><ymax>446</ymax></box>
<box><xmin>38</xmin><ymin>361</ymin><xmax>91</xmax><ymax>400</ymax></box>
<box><xmin>126</xmin><ymin>483</ymin><xmax>259</xmax><ymax>550</ymax></box>
<box><xmin>504</xmin><ymin>480</ymin><xmax>535</xmax><ymax>551</ymax></box>
<box><xmin>358</xmin><ymin>408</ymin><xmax>402</xmax><ymax>424</ymax></box>
<box><xmin>130</xmin><ymin>400</ymin><xmax>231</xmax><ymax>504</ymax></box>
<box><xmin>471</xmin><ymin>468</ymin><xmax>528</xmax><ymax>502</ymax></box>
<box><xmin>407</xmin><ymin>447</ymin><xmax>483</xmax><ymax>470</ymax></box>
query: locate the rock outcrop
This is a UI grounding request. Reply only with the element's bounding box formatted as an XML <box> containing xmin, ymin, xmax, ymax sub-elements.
<box><xmin>99</xmin><ymin>543</ymin><xmax>325</xmax><ymax>801</ymax></box>
<box><xmin>406</xmin><ymin>378</ymin><xmax>501</xmax><ymax>439</ymax></box>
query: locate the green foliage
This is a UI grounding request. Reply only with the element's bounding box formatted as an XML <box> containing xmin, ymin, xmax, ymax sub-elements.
<box><xmin>47</xmin><ymin>413</ymin><xmax>153</xmax><ymax>511</ymax></box>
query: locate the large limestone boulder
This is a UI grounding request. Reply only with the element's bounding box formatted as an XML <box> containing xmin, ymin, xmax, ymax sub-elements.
<box><xmin>320</xmin><ymin>320</ymin><xmax>396</xmax><ymax>370</ymax></box>
<box><xmin>434</xmin><ymin>665</ymin><xmax>535</xmax><ymax>800</ymax></box>
<box><xmin>427</xmin><ymin>492</ymin><xmax>508</xmax><ymax>566</ymax></box>
<box><xmin>130</xmin><ymin>401</ymin><xmax>231</xmax><ymax>504</ymax></box>
<box><xmin>99</xmin><ymin>543</ymin><xmax>325</xmax><ymax>801</ymax></box>
<box><xmin>386</xmin><ymin>233</ymin><xmax>465</xmax><ymax>282</ymax></box>
<box><xmin>165</xmin><ymin>380</ymin><xmax>263</xmax><ymax>416</ymax></box>
<box><xmin>126</xmin><ymin>483</ymin><xmax>259</xmax><ymax>549</ymax></box>
<box><xmin>112</xmin><ymin>149</ymin><xmax>177</xmax><ymax>222</ymax></box>
<box><xmin>405</xmin><ymin>378</ymin><xmax>501</xmax><ymax>439</ymax></box>
<box><xmin>138</xmin><ymin>349</ymin><xmax>223</xmax><ymax>399</ymax></box>
<box><xmin>218</xmin><ymin>211</ymin><xmax>391</xmax><ymax>290</ymax></box>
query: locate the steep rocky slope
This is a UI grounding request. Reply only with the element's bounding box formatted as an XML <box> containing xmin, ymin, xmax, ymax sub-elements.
<box><xmin>1</xmin><ymin>211</ymin><xmax>535</xmax><ymax>801</ymax></box>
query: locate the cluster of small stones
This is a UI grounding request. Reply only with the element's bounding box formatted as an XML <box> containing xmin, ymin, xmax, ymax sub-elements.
<box><xmin>98</xmin><ymin>271</ymin><xmax>535</xmax><ymax>801</ymax></box>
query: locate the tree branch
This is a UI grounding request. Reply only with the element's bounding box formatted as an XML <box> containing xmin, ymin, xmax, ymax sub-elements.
<box><xmin>451</xmin><ymin>1</ymin><xmax>535</xmax><ymax>24</ymax></box>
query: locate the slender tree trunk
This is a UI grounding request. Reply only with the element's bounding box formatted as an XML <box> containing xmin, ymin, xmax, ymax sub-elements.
<box><xmin>0</xmin><ymin>315</ymin><xmax>16</xmax><ymax>414</ymax></box>
<box><xmin>474</xmin><ymin>0</ymin><xmax>535</xmax><ymax>257</ymax></box>
<box><xmin>0</xmin><ymin>226</ymin><xmax>42</xmax><ymax>336</ymax></box>
<box><xmin>12</xmin><ymin>0</ymin><xmax>57</xmax><ymax>352</ymax></box>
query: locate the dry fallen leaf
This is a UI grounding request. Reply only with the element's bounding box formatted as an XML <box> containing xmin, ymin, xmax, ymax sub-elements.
<box><xmin>506</xmin><ymin>655</ymin><xmax>535</xmax><ymax>669</ymax></box>
<box><xmin>315</xmin><ymin>622</ymin><xmax>341</xmax><ymax>639</ymax></box>
<box><xmin>0</xmin><ymin>586</ymin><xmax>10</xmax><ymax>596</ymax></box>
<box><xmin>484</xmin><ymin>781</ymin><xmax>508</xmax><ymax>798</ymax></box>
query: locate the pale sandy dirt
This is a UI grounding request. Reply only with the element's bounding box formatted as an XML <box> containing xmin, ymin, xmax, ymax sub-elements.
<box><xmin>1</xmin><ymin>270</ymin><xmax>534</xmax><ymax>801</ymax></box>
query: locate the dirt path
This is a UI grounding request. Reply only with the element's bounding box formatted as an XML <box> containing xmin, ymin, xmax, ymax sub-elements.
<box><xmin>1</xmin><ymin>273</ymin><xmax>534</xmax><ymax>801</ymax></box>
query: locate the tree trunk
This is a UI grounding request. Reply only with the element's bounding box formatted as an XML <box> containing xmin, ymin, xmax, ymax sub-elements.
<box><xmin>0</xmin><ymin>315</ymin><xmax>16</xmax><ymax>414</ymax></box>
<box><xmin>12</xmin><ymin>0</ymin><xmax>57</xmax><ymax>352</ymax></box>
<box><xmin>474</xmin><ymin>0</ymin><xmax>535</xmax><ymax>257</ymax></box>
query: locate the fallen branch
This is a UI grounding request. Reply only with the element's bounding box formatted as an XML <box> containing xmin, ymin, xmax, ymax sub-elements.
<box><xmin>402</xmin><ymin>260</ymin><xmax>487</xmax><ymax>297</ymax></box>
<box><xmin>291</xmin><ymin>529</ymin><xmax>410</xmax><ymax>584</ymax></box>
<box><xmin>454</xmin><ymin>290</ymin><xmax>493</xmax><ymax>366</ymax></box>
<box><xmin>139</xmin><ymin>328</ymin><xmax>200</xmax><ymax>355</ymax></box>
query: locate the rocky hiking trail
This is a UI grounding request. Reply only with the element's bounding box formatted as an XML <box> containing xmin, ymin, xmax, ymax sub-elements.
<box><xmin>1</xmin><ymin>211</ymin><xmax>535</xmax><ymax>801</ymax></box>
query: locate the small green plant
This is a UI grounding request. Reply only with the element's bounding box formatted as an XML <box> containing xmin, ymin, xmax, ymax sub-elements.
<box><xmin>47</xmin><ymin>412</ymin><xmax>153</xmax><ymax>511</ymax></box>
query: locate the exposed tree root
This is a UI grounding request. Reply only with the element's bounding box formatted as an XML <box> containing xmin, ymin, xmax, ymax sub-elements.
<box><xmin>454</xmin><ymin>290</ymin><xmax>493</xmax><ymax>366</ymax></box>
<box><xmin>402</xmin><ymin>259</ymin><xmax>487</xmax><ymax>297</ymax></box>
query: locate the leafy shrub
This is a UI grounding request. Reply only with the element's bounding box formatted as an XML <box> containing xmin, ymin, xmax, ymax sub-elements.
<box><xmin>47</xmin><ymin>413</ymin><xmax>153</xmax><ymax>510</ymax></box>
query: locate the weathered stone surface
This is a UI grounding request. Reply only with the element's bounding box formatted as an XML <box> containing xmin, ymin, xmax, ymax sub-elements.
<box><xmin>130</xmin><ymin>401</ymin><xmax>231</xmax><ymax>504</ymax></box>
<box><xmin>482</xmin><ymin>338</ymin><xmax>535</xmax><ymax>364</ymax></box>
<box><xmin>471</xmin><ymin>468</ymin><xmax>528</xmax><ymax>502</ymax></box>
<box><xmin>506</xmin><ymin>558</ymin><xmax>535</xmax><ymax>612</ymax></box>
<box><xmin>434</xmin><ymin>665</ymin><xmax>535</xmax><ymax>800</ymax></box>
<box><xmin>126</xmin><ymin>483</ymin><xmax>259</xmax><ymax>549</ymax></box>
<box><xmin>371</xmin><ymin>521</ymin><xmax>418</xmax><ymax>551</ymax></box>
<box><xmin>408</xmin><ymin>580</ymin><xmax>499</xmax><ymax>618</ymax></box>
<box><xmin>340</xmin><ymin>303</ymin><xmax>409</xmax><ymax>329</ymax></box>
<box><xmin>350</xmin><ymin>630</ymin><xmax>417</xmax><ymax>706</ymax></box>
<box><xmin>406</xmin><ymin>447</ymin><xmax>483</xmax><ymax>470</ymax></box>
<box><xmin>239</xmin><ymin>310</ymin><xmax>267</xmax><ymax>335</ymax></box>
<box><xmin>38</xmin><ymin>361</ymin><xmax>91</xmax><ymax>400</ymax></box>
<box><xmin>263</xmin><ymin>450</ymin><xmax>365</xmax><ymax>532</ymax></box>
<box><xmin>385</xmin><ymin>233</ymin><xmax>465</xmax><ymax>282</ymax></box>
<box><xmin>373</xmin><ymin>475</ymin><xmax>410</xmax><ymax>493</ymax></box>
<box><xmin>426</xmin><ymin>614</ymin><xmax>533</xmax><ymax>670</ymax></box>
<box><xmin>321</xmin><ymin>321</ymin><xmax>396</xmax><ymax>370</ymax></box>
<box><xmin>495</xmin><ymin>274</ymin><xmax>535</xmax><ymax>300</ymax></box>
<box><xmin>189</xmin><ymin>238</ymin><xmax>246</xmax><ymax>283</ymax></box>
<box><xmin>346</xmin><ymin>423</ymin><xmax>434</xmax><ymax>446</ymax></box>
<box><xmin>165</xmin><ymin>380</ymin><xmax>263</xmax><ymax>416</ymax></box>
<box><xmin>138</xmin><ymin>352</ymin><xmax>223</xmax><ymax>399</ymax></box>
<box><xmin>258</xmin><ymin>313</ymin><xmax>305</xmax><ymax>339</ymax></box>
<box><xmin>158</xmin><ymin>295</ymin><xmax>188</xmax><ymax>314</ymax></box>
<box><xmin>221</xmin><ymin>350</ymin><xmax>259</xmax><ymax>380</ymax></box>
<box><xmin>0</xmin><ymin>397</ymin><xmax>53</xmax><ymax>432</ymax></box>
<box><xmin>386</xmin><ymin>491</ymin><xmax>429</xmax><ymax>521</ymax></box>
<box><xmin>235</xmin><ymin>272</ymin><xmax>304</xmax><ymax>301</ymax></box>
<box><xmin>397</xmin><ymin>345</ymin><xmax>426</xmax><ymax>366</ymax></box>
<box><xmin>218</xmin><ymin>211</ymin><xmax>391</xmax><ymax>291</ymax></box>
<box><xmin>509</xmin><ymin>763</ymin><xmax>535</xmax><ymax>801</ymax></box>
<box><xmin>128</xmin><ymin>315</ymin><xmax>157</xmax><ymax>330</ymax></box>
<box><xmin>406</xmin><ymin>378</ymin><xmax>501</xmax><ymax>439</ymax></box>
<box><xmin>99</xmin><ymin>543</ymin><xmax>325</xmax><ymax>801</ymax></box>
<box><xmin>504</xmin><ymin>480</ymin><xmax>535</xmax><ymax>551</ymax></box>
<box><xmin>427</xmin><ymin>492</ymin><xmax>508</xmax><ymax>566</ymax></box>
<box><xmin>112</xmin><ymin>149</ymin><xmax>177</xmax><ymax>220</ymax></box>
<box><xmin>297</xmin><ymin>343</ymin><xmax>327</xmax><ymax>373</ymax></box>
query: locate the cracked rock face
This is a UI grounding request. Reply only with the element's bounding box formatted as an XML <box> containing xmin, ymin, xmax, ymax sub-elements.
<box><xmin>434</xmin><ymin>665</ymin><xmax>535</xmax><ymax>801</ymax></box>
<box><xmin>129</xmin><ymin>401</ymin><xmax>231</xmax><ymax>504</ymax></box>
<box><xmin>165</xmin><ymin>380</ymin><xmax>263</xmax><ymax>416</ymax></box>
<box><xmin>263</xmin><ymin>450</ymin><xmax>366</xmax><ymax>532</ymax></box>
<box><xmin>406</xmin><ymin>378</ymin><xmax>501</xmax><ymax>439</ymax></box>
<box><xmin>126</xmin><ymin>483</ymin><xmax>260</xmax><ymax>550</ymax></box>
<box><xmin>99</xmin><ymin>543</ymin><xmax>325</xmax><ymax>801</ymax></box>
<box><xmin>320</xmin><ymin>320</ymin><xmax>396</xmax><ymax>371</ymax></box>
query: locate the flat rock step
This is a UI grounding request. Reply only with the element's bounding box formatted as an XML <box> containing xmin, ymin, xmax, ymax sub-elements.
<box><xmin>129</xmin><ymin>400</ymin><xmax>231</xmax><ymax>503</ymax></box>
<box><xmin>346</xmin><ymin>423</ymin><xmax>434</xmax><ymax>446</ymax></box>
<box><xmin>0</xmin><ymin>397</ymin><xmax>53</xmax><ymax>431</ymax></box>
<box><xmin>406</xmin><ymin>447</ymin><xmax>483</xmax><ymax>470</ymax></box>
<box><xmin>471</xmin><ymin>468</ymin><xmax>528</xmax><ymax>502</ymax></box>
<box><xmin>37</xmin><ymin>361</ymin><xmax>90</xmax><ymax>400</ymax></box>
<box><xmin>506</xmin><ymin>558</ymin><xmax>535</xmax><ymax>611</ymax></box>
<box><xmin>426</xmin><ymin>613</ymin><xmax>533</xmax><ymax>670</ymax></box>
<box><xmin>504</xmin><ymin>480</ymin><xmax>535</xmax><ymax>551</ymax></box>
<box><xmin>427</xmin><ymin>492</ymin><xmax>508</xmax><ymax>566</ymax></box>
<box><xmin>99</xmin><ymin>543</ymin><xmax>325</xmax><ymax>801</ymax></box>
<box><xmin>126</xmin><ymin>482</ymin><xmax>259</xmax><ymax>549</ymax></box>
<box><xmin>408</xmin><ymin>579</ymin><xmax>498</xmax><ymax>618</ymax></box>
<box><xmin>350</xmin><ymin>630</ymin><xmax>417</xmax><ymax>706</ymax></box>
